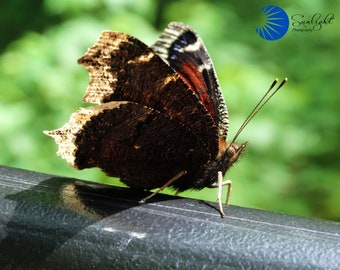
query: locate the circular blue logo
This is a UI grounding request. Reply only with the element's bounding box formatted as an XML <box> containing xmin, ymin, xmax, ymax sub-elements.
<box><xmin>255</xmin><ymin>6</ymin><xmax>289</xmax><ymax>41</ymax></box>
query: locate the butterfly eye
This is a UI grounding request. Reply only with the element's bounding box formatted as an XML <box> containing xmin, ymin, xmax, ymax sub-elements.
<box><xmin>226</xmin><ymin>144</ymin><xmax>236</xmax><ymax>157</ymax></box>
<box><xmin>224</xmin><ymin>142</ymin><xmax>248</xmax><ymax>166</ymax></box>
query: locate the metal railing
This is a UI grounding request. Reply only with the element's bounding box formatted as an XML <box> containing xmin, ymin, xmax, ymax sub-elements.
<box><xmin>0</xmin><ymin>165</ymin><xmax>339</xmax><ymax>269</ymax></box>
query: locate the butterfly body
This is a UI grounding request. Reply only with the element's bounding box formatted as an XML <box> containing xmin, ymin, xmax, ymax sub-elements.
<box><xmin>45</xmin><ymin>22</ymin><xmax>246</xmax><ymax>197</ymax></box>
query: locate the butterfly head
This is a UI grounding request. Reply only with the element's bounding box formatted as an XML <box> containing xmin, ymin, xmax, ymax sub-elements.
<box><xmin>225</xmin><ymin>141</ymin><xmax>249</xmax><ymax>165</ymax></box>
<box><xmin>220</xmin><ymin>78</ymin><xmax>288</xmax><ymax>170</ymax></box>
<box><xmin>217</xmin><ymin>138</ymin><xmax>248</xmax><ymax>174</ymax></box>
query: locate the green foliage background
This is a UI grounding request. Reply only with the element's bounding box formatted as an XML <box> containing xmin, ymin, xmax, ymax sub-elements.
<box><xmin>0</xmin><ymin>0</ymin><xmax>339</xmax><ymax>221</ymax></box>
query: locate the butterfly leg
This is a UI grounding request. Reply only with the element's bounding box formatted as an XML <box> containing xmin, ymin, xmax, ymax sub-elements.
<box><xmin>209</xmin><ymin>171</ymin><xmax>232</xmax><ymax>217</ymax></box>
<box><xmin>139</xmin><ymin>170</ymin><xmax>187</xmax><ymax>203</ymax></box>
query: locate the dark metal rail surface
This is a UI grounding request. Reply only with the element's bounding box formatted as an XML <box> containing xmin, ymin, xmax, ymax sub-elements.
<box><xmin>0</xmin><ymin>165</ymin><xmax>339</xmax><ymax>269</ymax></box>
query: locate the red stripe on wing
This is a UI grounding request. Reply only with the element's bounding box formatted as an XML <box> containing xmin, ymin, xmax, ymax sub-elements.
<box><xmin>178</xmin><ymin>61</ymin><xmax>216</xmax><ymax>121</ymax></box>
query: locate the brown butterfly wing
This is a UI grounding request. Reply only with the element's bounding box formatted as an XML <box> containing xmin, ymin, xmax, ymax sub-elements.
<box><xmin>77</xmin><ymin>31</ymin><xmax>218</xmax><ymax>159</ymax></box>
<box><xmin>46</xmin><ymin>101</ymin><xmax>211</xmax><ymax>189</ymax></box>
<box><xmin>152</xmin><ymin>22</ymin><xmax>229</xmax><ymax>139</ymax></box>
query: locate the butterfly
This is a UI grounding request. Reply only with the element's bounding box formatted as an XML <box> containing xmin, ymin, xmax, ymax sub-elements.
<box><xmin>45</xmin><ymin>22</ymin><xmax>286</xmax><ymax>217</ymax></box>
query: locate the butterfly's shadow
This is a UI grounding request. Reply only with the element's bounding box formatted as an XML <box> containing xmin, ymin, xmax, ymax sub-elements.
<box><xmin>0</xmin><ymin>176</ymin><xmax>178</xmax><ymax>266</ymax></box>
<box><xmin>72</xmin><ymin>180</ymin><xmax>180</xmax><ymax>216</ymax></box>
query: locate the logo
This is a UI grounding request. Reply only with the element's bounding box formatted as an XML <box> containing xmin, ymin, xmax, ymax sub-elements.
<box><xmin>291</xmin><ymin>13</ymin><xmax>335</xmax><ymax>32</ymax></box>
<box><xmin>255</xmin><ymin>6</ymin><xmax>289</xmax><ymax>41</ymax></box>
<box><xmin>256</xmin><ymin>6</ymin><xmax>336</xmax><ymax>39</ymax></box>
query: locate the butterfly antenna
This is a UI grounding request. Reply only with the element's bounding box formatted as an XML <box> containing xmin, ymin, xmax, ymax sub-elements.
<box><xmin>231</xmin><ymin>78</ymin><xmax>287</xmax><ymax>144</ymax></box>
